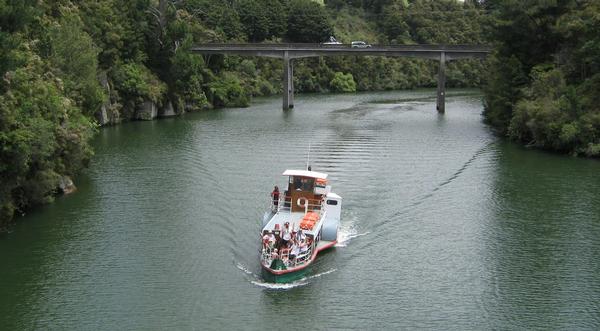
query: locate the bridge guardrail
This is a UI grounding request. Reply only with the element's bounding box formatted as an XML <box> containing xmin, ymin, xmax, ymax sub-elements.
<box><xmin>192</xmin><ymin>43</ymin><xmax>492</xmax><ymax>52</ymax></box>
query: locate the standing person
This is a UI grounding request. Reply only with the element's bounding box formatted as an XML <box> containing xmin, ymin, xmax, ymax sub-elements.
<box><xmin>262</xmin><ymin>232</ymin><xmax>271</xmax><ymax>250</ymax></box>
<box><xmin>281</xmin><ymin>222</ymin><xmax>292</xmax><ymax>247</ymax></box>
<box><xmin>263</xmin><ymin>230</ymin><xmax>275</xmax><ymax>250</ymax></box>
<box><xmin>289</xmin><ymin>241</ymin><xmax>300</xmax><ymax>265</ymax></box>
<box><xmin>271</xmin><ymin>186</ymin><xmax>280</xmax><ymax>210</ymax></box>
<box><xmin>296</xmin><ymin>228</ymin><xmax>306</xmax><ymax>243</ymax></box>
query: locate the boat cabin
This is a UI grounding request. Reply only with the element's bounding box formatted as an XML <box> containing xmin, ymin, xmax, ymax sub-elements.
<box><xmin>282</xmin><ymin>169</ymin><xmax>330</xmax><ymax>212</ymax></box>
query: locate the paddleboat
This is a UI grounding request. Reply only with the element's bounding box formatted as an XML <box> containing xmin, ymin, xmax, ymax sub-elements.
<box><xmin>261</xmin><ymin>169</ymin><xmax>342</xmax><ymax>283</ymax></box>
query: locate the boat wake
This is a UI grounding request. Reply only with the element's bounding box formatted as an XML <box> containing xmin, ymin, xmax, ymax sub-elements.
<box><xmin>379</xmin><ymin>141</ymin><xmax>496</xmax><ymax>227</ymax></box>
<box><xmin>335</xmin><ymin>217</ymin><xmax>369</xmax><ymax>247</ymax></box>
<box><xmin>235</xmin><ymin>261</ymin><xmax>337</xmax><ymax>290</ymax></box>
<box><xmin>250</xmin><ymin>269</ymin><xmax>337</xmax><ymax>290</ymax></box>
<box><xmin>336</xmin><ymin>229</ymin><xmax>370</xmax><ymax>247</ymax></box>
<box><xmin>235</xmin><ymin>261</ymin><xmax>255</xmax><ymax>275</ymax></box>
<box><xmin>250</xmin><ymin>279</ymin><xmax>309</xmax><ymax>290</ymax></box>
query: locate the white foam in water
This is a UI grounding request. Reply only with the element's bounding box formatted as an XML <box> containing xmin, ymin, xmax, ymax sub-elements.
<box><xmin>236</xmin><ymin>260</ymin><xmax>333</xmax><ymax>289</ymax></box>
<box><xmin>336</xmin><ymin>231</ymin><xmax>370</xmax><ymax>247</ymax></box>
<box><xmin>250</xmin><ymin>279</ymin><xmax>309</xmax><ymax>290</ymax></box>
<box><xmin>336</xmin><ymin>220</ymin><xmax>369</xmax><ymax>247</ymax></box>
<box><xmin>308</xmin><ymin>268</ymin><xmax>336</xmax><ymax>279</ymax></box>
<box><xmin>250</xmin><ymin>269</ymin><xmax>338</xmax><ymax>290</ymax></box>
<box><xmin>235</xmin><ymin>262</ymin><xmax>254</xmax><ymax>275</ymax></box>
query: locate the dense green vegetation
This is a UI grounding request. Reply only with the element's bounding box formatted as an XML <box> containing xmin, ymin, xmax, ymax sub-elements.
<box><xmin>482</xmin><ymin>0</ymin><xmax>600</xmax><ymax>156</ymax></box>
<box><xmin>0</xmin><ymin>0</ymin><xmax>486</xmax><ymax>227</ymax></box>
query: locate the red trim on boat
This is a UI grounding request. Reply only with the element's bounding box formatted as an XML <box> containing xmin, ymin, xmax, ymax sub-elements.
<box><xmin>262</xmin><ymin>240</ymin><xmax>337</xmax><ymax>275</ymax></box>
<box><xmin>316</xmin><ymin>240</ymin><xmax>337</xmax><ymax>252</ymax></box>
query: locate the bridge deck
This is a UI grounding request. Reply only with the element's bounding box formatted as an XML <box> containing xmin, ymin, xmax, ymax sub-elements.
<box><xmin>191</xmin><ymin>43</ymin><xmax>491</xmax><ymax>60</ymax></box>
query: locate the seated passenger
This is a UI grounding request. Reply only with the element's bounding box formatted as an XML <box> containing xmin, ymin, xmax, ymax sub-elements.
<box><xmin>299</xmin><ymin>239</ymin><xmax>309</xmax><ymax>254</ymax></box>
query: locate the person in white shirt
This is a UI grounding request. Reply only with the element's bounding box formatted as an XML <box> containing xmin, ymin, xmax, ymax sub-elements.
<box><xmin>281</xmin><ymin>222</ymin><xmax>292</xmax><ymax>246</ymax></box>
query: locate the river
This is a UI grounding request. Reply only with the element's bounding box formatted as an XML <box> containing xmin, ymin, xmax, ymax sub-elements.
<box><xmin>1</xmin><ymin>90</ymin><xmax>599</xmax><ymax>329</ymax></box>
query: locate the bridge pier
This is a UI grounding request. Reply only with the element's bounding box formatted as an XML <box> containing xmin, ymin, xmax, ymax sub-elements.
<box><xmin>283</xmin><ymin>52</ymin><xmax>294</xmax><ymax>110</ymax></box>
<box><xmin>436</xmin><ymin>52</ymin><xmax>446</xmax><ymax>114</ymax></box>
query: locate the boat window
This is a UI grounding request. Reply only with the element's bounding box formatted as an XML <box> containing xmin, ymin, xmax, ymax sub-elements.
<box><xmin>293</xmin><ymin>176</ymin><xmax>301</xmax><ymax>189</ymax></box>
<box><xmin>293</xmin><ymin>177</ymin><xmax>314</xmax><ymax>191</ymax></box>
<box><xmin>326</xmin><ymin>200</ymin><xmax>338</xmax><ymax>205</ymax></box>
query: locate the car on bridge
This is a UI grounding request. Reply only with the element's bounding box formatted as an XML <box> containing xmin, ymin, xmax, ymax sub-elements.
<box><xmin>351</xmin><ymin>41</ymin><xmax>371</xmax><ymax>48</ymax></box>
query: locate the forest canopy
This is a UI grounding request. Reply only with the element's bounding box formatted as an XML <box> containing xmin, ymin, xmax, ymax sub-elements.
<box><xmin>482</xmin><ymin>0</ymin><xmax>600</xmax><ymax>157</ymax></box>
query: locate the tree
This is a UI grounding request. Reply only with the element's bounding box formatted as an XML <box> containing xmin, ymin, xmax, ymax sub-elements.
<box><xmin>183</xmin><ymin>0</ymin><xmax>243</xmax><ymax>40</ymax></box>
<box><xmin>482</xmin><ymin>54</ymin><xmax>527</xmax><ymax>134</ymax></box>
<box><xmin>483</xmin><ymin>0</ymin><xmax>600</xmax><ymax>156</ymax></box>
<box><xmin>238</xmin><ymin>0</ymin><xmax>270</xmax><ymax>42</ymax></box>
<box><xmin>0</xmin><ymin>50</ymin><xmax>95</xmax><ymax>225</ymax></box>
<box><xmin>286</xmin><ymin>0</ymin><xmax>333</xmax><ymax>43</ymax></box>
<box><xmin>263</xmin><ymin>0</ymin><xmax>287</xmax><ymax>39</ymax></box>
<box><xmin>485</xmin><ymin>0</ymin><xmax>572</xmax><ymax>71</ymax></box>
<box><xmin>47</xmin><ymin>12</ymin><xmax>105</xmax><ymax>116</ymax></box>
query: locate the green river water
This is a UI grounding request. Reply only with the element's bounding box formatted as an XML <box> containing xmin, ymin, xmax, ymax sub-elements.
<box><xmin>1</xmin><ymin>90</ymin><xmax>599</xmax><ymax>329</ymax></box>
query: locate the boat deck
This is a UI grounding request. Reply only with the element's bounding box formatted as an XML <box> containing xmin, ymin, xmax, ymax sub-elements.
<box><xmin>260</xmin><ymin>237</ymin><xmax>336</xmax><ymax>275</ymax></box>
<box><xmin>260</xmin><ymin>208</ymin><xmax>338</xmax><ymax>278</ymax></box>
<box><xmin>263</xmin><ymin>211</ymin><xmax>324</xmax><ymax>236</ymax></box>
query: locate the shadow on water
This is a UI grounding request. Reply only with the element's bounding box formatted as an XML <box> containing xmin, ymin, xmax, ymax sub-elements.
<box><xmin>282</xmin><ymin>108</ymin><xmax>294</xmax><ymax>121</ymax></box>
<box><xmin>366</xmin><ymin>89</ymin><xmax>481</xmax><ymax>105</ymax></box>
<box><xmin>482</xmin><ymin>142</ymin><xmax>600</xmax><ymax>329</ymax></box>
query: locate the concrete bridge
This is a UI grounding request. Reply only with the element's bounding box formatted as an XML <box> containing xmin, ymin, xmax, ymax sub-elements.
<box><xmin>191</xmin><ymin>44</ymin><xmax>491</xmax><ymax>112</ymax></box>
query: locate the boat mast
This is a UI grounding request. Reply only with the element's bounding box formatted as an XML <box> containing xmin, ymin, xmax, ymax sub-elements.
<box><xmin>306</xmin><ymin>143</ymin><xmax>311</xmax><ymax>171</ymax></box>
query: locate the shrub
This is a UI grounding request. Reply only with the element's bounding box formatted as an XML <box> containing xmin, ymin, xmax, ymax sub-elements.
<box><xmin>111</xmin><ymin>62</ymin><xmax>166</xmax><ymax>104</ymax></box>
<box><xmin>329</xmin><ymin>72</ymin><xmax>356</xmax><ymax>92</ymax></box>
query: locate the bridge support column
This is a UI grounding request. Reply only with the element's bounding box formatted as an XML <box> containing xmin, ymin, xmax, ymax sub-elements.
<box><xmin>283</xmin><ymin>52</ymin><xmax>294</xmax><ymax>110</ymax></box>
<box><xmin>436</xmin><ymin>52</ymin><xmax>446</xmax><ymax>114</ymax></box>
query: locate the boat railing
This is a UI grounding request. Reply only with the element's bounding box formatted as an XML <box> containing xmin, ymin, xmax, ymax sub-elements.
<box><xmin>260</xmin><ymin>239</ymin><xmax>315</xmax><ymax>269</ymax></box>
<box><xmin>271</xmin><ymin>196</ymin><xmax>324</xmax><ymax>217</ymax></box>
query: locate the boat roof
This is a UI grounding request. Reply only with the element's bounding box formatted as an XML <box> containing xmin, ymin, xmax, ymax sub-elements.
<box><xmin>326</xmin><ymin>192</ymin><xmax>342</xmax><ymax>199</ymax></box>
<box><xmin>264</xmin><ymin>211</ymin><xmax>323</xmax><ymax>236</ymax></box>
<box><xmin>282</xmin><ymin>169</ymin><xmax>328</xmax><ymax>179</ymax></box>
